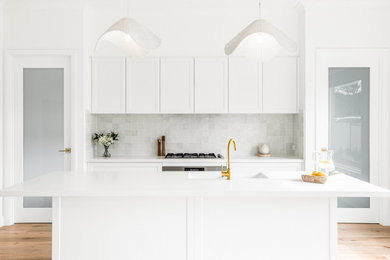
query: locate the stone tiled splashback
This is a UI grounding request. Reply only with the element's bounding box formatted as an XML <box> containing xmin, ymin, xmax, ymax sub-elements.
<box><xmin>89</xmin><ymin>114</ymin><xmax>303</xmax><ymax>158</ymax></box>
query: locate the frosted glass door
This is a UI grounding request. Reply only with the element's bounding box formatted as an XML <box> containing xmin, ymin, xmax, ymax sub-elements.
<box><xmin>23</xmin><ymin>68</ymin><xmax>64</xmax><ymax>208</ymax></box>
<box><xmin>328</xmin><ymin>68</ymin><xmax>370</xmax><ymax>208</ymax></box>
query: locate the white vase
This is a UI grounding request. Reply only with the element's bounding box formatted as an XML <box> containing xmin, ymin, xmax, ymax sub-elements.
<box><xmin>258</xmin><ymin>144</ymin><xmax>270</xmax><ymax>154</ymax></box>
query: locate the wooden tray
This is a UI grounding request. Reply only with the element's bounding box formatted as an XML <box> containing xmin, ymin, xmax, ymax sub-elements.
<box><xmin>256</xmin><ymin>153</ymin><xmax>272</xmax><ymax>157</ymax></box>
<box><xmin>301</xmin><ymin>174</ymin><xmax>328</xmax><ymax>184</ymax></box>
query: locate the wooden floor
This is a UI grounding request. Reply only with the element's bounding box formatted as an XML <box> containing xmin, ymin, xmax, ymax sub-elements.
<box><xmin>338</xmin><ymin>224</ymin><xmax>390</xmax><ymax>260</ymax></box>
<box><xmin>0</xmin><ymin>224</ymin><xmax>389</xmax><ymax>259</ymax></box>
<box><xmin>0</xmin><ymin>224</ymin><xmax>51</xmax><ymax>260</ymax></box>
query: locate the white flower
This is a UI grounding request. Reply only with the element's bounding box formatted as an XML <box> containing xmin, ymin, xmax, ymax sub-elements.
<box><xmin>98</xmin><ymin>135</ymin><xmax>114</xmax><ymax>146</ymax></box>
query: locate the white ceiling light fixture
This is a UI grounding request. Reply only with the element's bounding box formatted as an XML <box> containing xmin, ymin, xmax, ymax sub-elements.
<box><xmin>95</xmin><ymin>1</ymin><xmax>161</xmax><ymax>57</ymax></box>
<box><xmin>224</xmin><ymin>2</ymin><xmax>297</xmax><ymax>61</ymax></box>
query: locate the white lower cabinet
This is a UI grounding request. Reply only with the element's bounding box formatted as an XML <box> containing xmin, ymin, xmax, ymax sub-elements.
<box><xmin>61</xmin><ymin>197</ymin><xmax>187</xmax><ymax>260</ymax></box>
<box><xmin>87</xmin><ymin>163</ymin><xmax>162</xmax><ymax>175</ymax></box>
<box><xmin>87</xmin><ymin>161</ymin><xmax>302</xmax><ymax>176</ymax></box>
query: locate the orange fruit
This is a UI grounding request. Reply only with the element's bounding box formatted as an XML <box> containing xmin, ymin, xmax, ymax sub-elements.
<box><xmin>312</xmin><ymin>171</ymin><xmax>326</xmax><ymax>177</ymax></box>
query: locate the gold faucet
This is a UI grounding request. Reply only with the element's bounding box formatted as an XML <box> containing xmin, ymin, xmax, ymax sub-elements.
<box><xmin>221</xmin><ymin>138</ymin><xmax>237</xmax><ymax>180</ymax></box>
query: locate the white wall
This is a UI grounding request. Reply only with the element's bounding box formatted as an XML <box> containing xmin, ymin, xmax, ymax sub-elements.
<box><xmin>87</xmin><ymin>0</ymin><xmax>300</xmax><ymax>57</ymax></box>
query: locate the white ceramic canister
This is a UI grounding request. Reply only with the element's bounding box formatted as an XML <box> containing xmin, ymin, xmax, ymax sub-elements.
<box><xmin>258</xmin><ymin>143</ymin><xmax>270</xmax><ymax>154</ymax></box>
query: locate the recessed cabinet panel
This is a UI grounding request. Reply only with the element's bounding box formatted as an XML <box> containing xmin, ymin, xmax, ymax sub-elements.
<box><xmin>228</xmin><ymin>58</ymin><xmax>262</xmax><ymax>113</ymax></box>
<box><xmin>160</xmin><ymin>58</ymin><xmax>194</xmax><ymax>113</ymax></box>
<box><xmin>263</xmin><ymin>57</ymin><xmax>297</xmax><ymax>113</ymax></box>
<box><xmin>195</xmin><ymin>58</ymin><xmax>228</xmax><ymax>113</ymax></box>
<box><xmin>91</xmin><ymin>57</ymin><xmax>126</xmax><ymax>113</ymax></box>
<box><xmin>127</xmin><ymin>58</ymin><xmax>160</xmax><ymax>113</ymax></box>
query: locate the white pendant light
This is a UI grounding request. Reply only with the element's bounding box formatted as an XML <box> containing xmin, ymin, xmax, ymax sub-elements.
<box><xmin>95</xmin><ymin>1</ymin><xmax>161</xmax><ymax>57</ymax></box>
<box><xmin>224</xmin><ymin>2</ymin><xmax>297</xmax><ymax>61</ymax></box>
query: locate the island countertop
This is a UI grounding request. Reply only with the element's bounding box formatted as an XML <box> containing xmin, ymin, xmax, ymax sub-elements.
<box><xmin>1</xmin><ymin>171</ymin><xmax>389</xmax><ymax>198</ymax></box>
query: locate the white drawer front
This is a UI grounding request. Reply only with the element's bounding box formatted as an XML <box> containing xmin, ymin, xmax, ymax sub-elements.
<box><xmin>87</xmin><ymin>163</ymin><xmax>162</xmax><ymax>174</ymax></box>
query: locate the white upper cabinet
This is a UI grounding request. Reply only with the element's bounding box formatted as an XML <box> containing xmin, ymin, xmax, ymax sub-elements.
<box><xmin>228</xmin><ymin>58</ymin><xmax>262</xmax><ymax>113</ymax></box>
<box><xmin>194</xmin><ymin>58</ymin><xmax>228</xmax><ymax>113</ymax></box>
<box><xmin>126</xmin><ymin>58</ymin><xmax>160</xmax><ymax>113</ymax></box>
<box><xmin>91</xmin><ymin>57</ymin><xmax>126</xmax><ymax>113</ymax></box>
<box><xmin>91</xmin><ymin>56</ymin><xmax>298</xmax><ymax>114</ymax></box>
<box><xmin>160</xmin><ymin>58</ymin><xmax>194</xmax><ymax>113</ymax></box>
<box><xmin>263</xmin><ymin>57</ymin><xmax>297</xmax><ymax>113</ymax></box>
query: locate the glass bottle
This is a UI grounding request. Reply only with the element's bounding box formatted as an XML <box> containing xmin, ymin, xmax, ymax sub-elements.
<box><xmin>313</xmin><ymin>148</ymin><xmax>335</xmax><ymax>176</ymax></box>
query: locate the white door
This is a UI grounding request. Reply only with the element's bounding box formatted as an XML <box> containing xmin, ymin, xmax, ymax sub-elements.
<box><xmin>194</xmin><ymin>57</ymin><xmax>228</xmax><ymax>113</ymax></box>
<box><xmin>126</xmin><ymin>57</ymin><xmax>160</xmax><ymax>113</ymax></box>
<box><xmin>228</xmin><ymin>57</ymin><xmax>262</xmax><ymax>113</ymax></box>
<box><xmin>14</xmin><ymin>56</ymin><xmax>71</xmax><ymax>223</ymax></box>
<box><xmin>316</xmin><ymin>49</ymin><xmax>386</xmax><ymax>223</ymax></box>
<box><xmin>160</xmin><ymin>58</ymin><xmax>194</xmax><ymax>113</ymax></box>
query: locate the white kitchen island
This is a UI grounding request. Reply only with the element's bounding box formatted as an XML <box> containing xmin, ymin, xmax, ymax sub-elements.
<box><xmin>1</xmin><ymin>170</ymin><xmax>389</xmax><ymax>260</ymax></box>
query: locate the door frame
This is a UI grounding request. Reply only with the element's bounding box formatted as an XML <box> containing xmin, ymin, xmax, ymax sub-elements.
<box><xmin>315</xmin><ymin>48</ymin><xmax>390</xmax><ymax>224</ymax></box>
<box><xmin>3</xmin><ymin>50</ymin><xmax>77</xmax><ymax>225</ymax></box>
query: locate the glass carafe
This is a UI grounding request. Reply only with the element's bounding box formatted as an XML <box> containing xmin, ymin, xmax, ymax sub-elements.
<box><xmin>313</xmin><ymin>148</ymin><xmax>335</xmax><ymax>176</ymax></box>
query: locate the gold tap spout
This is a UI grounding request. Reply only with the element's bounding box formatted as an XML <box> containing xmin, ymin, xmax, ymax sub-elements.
<box><xmin>221</xmin><ymin>138</ymin><xmax>237</xmax><ymax>180</ymax></box>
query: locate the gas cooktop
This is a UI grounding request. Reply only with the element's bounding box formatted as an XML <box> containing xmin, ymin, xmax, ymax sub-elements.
<box><xmin>165</xmin><ymin>153</ymin><xmax>223</xmax><ymax>159</ymax></box>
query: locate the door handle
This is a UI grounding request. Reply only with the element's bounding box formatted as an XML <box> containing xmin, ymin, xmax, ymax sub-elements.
<box><xmin>58</xmin><ymin>148</ymin><xmax>71</xmax><ymax>153</ymax></box>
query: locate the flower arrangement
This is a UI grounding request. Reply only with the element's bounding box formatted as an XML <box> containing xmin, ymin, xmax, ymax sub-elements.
<box><xmin>93</xmin><ymin>131</ymin><xmax>119</xmax><ymax>157</ymax></box>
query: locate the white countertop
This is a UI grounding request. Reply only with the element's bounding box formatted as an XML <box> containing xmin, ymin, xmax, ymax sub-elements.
<box><xmin>1</xmin><ymin>171</ymin><xmax>389</xmax><ymax>198</ymax></box>
<box><xmin>87</xmin><ymin>155</ymin><xmax>304</xmax><ymax>164</ymax></box>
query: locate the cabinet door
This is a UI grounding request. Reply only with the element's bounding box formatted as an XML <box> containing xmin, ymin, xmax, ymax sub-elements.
<box><xmin>263</xmin><ymin>57</ymin><xmax>297</xmax><ymax>113</ymax></box>
<box><xmin>127</xmin><ymin>58</ymin><xmax>160</xmax><ymax>113</ymax></box>
<box><xmin>228</xmin><ymin>58</ymin><xmax>262</xmax><ymax>113</ymax></box>
<box><xmin>160</xmin><ymin>58</ymin><xmax>194</xmax><ymax>113</ymax></box>
<box><xmin>91</xmin><ymin>57</ymin><xmax>126</xmax><ymax>113</ymax></box>
<box><xmin>194</xmin><ymin>58</ymin><xmax>228</xmax><ymax>113</ymax></box>
<box><xmin>87</xmin><ymin>163</ymin><xmax>162</xmax><ymax>174</ymax></box>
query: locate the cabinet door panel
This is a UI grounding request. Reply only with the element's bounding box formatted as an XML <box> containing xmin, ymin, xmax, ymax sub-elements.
<box><xmin>228</xmin><ymin>58</ymin><xmax>262</xmax><ymax>113</ymax></box>
<box><xmin>195</xmin><ymin>58</ymin><xmax>228</xmax><ymax>113</ymax></box>
<box><xmin>127</xmin><ymin>58</ymin><xmax>160</xmax><ymax>113</ymax></box>
<box><xmin>161</xmin><ymin>58</ymin><xmax>194</xmax><ymax>113</ymax></box>
<box><xmin>87</xmin><ymin>163</ymin><xmax>162</xmax><ymax>174</ymax></box>
<box><xmin>263</xmin><ymin>57</ymin><xmax>297</xmax><ymax>113</ymax></box>
<box><xmin>91</xmin><ymin>57</ymin><xmax>126</xmax><ymax>113</ymax></box>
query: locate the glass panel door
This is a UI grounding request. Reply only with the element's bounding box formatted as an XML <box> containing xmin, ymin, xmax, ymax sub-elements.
<box><xmin>23</xmin><ymin>68</ymin><xmax>65</xmax><ymax>208</ymax></box>
<box><xmin>328</xmin><ymin>68</ymin><xmax>370</xmax><ymax>208</ymax></box>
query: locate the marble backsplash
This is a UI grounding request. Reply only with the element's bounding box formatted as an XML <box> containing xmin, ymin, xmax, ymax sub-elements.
<box><xmin>88</xmin><ymin>114</ymin><xmax>303</xmax><ymax>158</ymax></box>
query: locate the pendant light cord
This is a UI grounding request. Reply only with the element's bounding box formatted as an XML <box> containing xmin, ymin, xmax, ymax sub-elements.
<box><xmin>258</xmin><ymin>1</ymin><xmax>261</xmax><ymax>19</ymax></box>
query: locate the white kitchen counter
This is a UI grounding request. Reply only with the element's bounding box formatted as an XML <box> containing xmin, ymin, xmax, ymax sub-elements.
<box><xmin>1</xmin><ymin>170</ymin><xmax>387</xmax><ymax>198</ymax></box>
<box><xmin>87</xmin><ymin>155</ymin><xmax>304</xmax><ymax>164</ymax></box>
<box><xmin>2</xmin><ymin>171</ymin><xmax>388</xmax><ymax>260</ymax></box>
